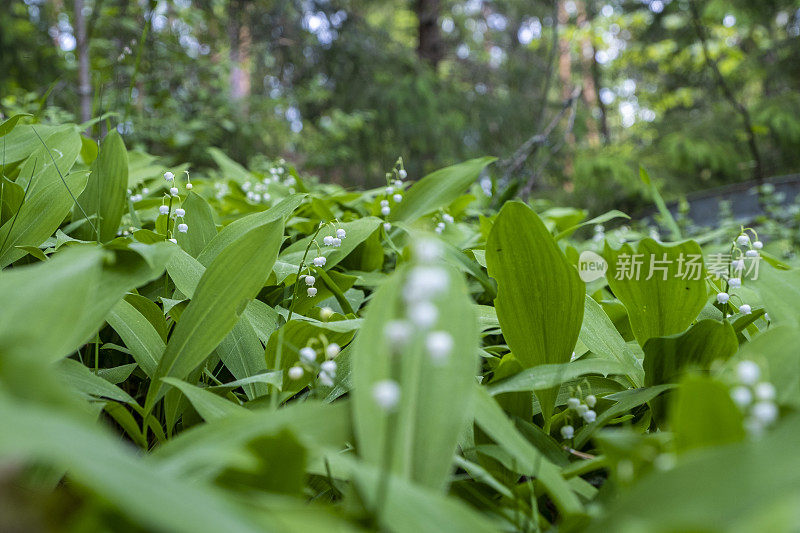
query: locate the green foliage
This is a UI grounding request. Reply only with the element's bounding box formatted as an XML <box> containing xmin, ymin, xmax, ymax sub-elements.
<box><xmin>1</xmin><ymin>114</ymin><xmax>799</xmax><ymax>531</ymax></box>
<box><xmin>74</xmin><ymin>130</ymin><xmax>128</xmax><ymax>241</ymax></box>
<box><xmin>604</xmin><ymin>238</ymin><xmax>708</xmax><ymax>345</ymax></box>
<box><xmin>487</xmin><ymin>201</ymin><xmax>584</xmax><ymax>423</ymax></box>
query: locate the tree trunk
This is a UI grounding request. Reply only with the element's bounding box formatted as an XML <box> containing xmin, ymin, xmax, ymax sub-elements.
<box><xmin>75</xmin><ymin>0</ymin><xmax>92</xmax><ymax>127</ymax></box>
<box><xmin>415</xmin><ymin>0</ymin><xmax>443</xmax><ymax>68</ymax></box>
<box><xmin>576</xmin><ymin>0</ymin><xmax>601</xmax><ymax>148</ymax></box>
<box><xmin>557</xmin><ymin>0</ymin><xmax>575</xmax><ymax>181</ymax></box>
<box><xmin>228</xmin><ymin>0</ymin><xmax>251</xmax><ymax>105</ymax></box>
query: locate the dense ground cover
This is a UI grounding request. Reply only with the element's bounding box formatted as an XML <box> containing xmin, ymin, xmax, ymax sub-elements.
<box><xmin>2</xmin><ymin>116</ymin><xmax>800</xmax><ymax>532</ymax></box>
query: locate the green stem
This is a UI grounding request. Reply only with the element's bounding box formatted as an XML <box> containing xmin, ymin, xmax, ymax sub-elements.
<box><xmin>316</xmin><ymin>269</ymin><xmax>355</xmax><ymax>315</ymax></box>
<box><xmin>286</xmin><ymin>224</ymin><xmax>324</xmax><ymax>323</ymax></box>
<box><xmin>163</xmin><ymin>195</ymin><xmax>174</xmax><ymax>297</ymax></box>
<box><xmin>94</xmin><ymin>332</ymin><xmax>100</xmax><ymax>374</ymax></box>
<box><xmin>373</xmin><ymin>410</ymin><xmax>398</xmax><ymax>528</ymax></box>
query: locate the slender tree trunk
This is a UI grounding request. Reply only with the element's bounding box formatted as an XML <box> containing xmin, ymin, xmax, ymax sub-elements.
<box><xmin>557</xmin><ymin>0</ymin><xmax>575</xmax><ymax>181</ymax></box>
<box><xmin>577</xmin><ymin>1</ymin><xmax>609</xmax><ymax>145</ymax></box>
<box><xmin>415</xmin><ymin>0</ymin><xmax>444</xmax><ymax>68</ymax></box>
<box><xmin>75</xmin><ymin>0</ymin><xmax>92</xmax><ymax>127</ymax></box>
<box><xmin>591</xmin><ymin>40</ymin><xmax>610</xmax><ymax>143</ymax></box>
<box><xmin>689</xmin><ymin>0</ymin><xmax>764</xmax><ymax>184</ymax></box>
<box><xmin>228</xmin><ymin>0</ymin><xmax>251</xmax><ymax>106</ymax></box>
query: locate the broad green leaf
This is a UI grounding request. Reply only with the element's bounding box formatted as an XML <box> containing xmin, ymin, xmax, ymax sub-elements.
<box><xmin>73</xmin><ymin>131</ymin><xmax>128</xmax><ymax>241</ymax></box>
<box><xmin>351</xmin><ymin>262</ymin><xmax>479</xmax><ymax>492</ymax></box>
<box><xmin>0</xmin><ymin>170</ymin><xmax>89</xmax><ymax>267</ymax></box>
<box><xmin>487</xmin><ymin>358</ymin><xmax>631</xmax><ymax>396</ymax></box>
<box><xmin>574</xmin><ymin>385</ymin><xmax>674</xmax><ymax>447</ymax></box>
<box><xmin>753</xmin><ymin>263</ymin><xmax>800</xmax><ymax>327</ymax></box>
<box><xmin>151</xmin><ymin>401</ymin><xmax>352</xmax><ymax>480</ymax></box>
<box><xmin>125</xmin><ymin>293</ymin><xmax>169</xmax><ymax>342</ymax></box>
<box><xmin>604</xmin><ymin>238</ymin><xmax>707</xmax><ymax>345</ymax></box>
<box><xmin>472</xmin><ymin>386</ymin><xmax>582</xmax><ymax>516</ymax></box>
<box><xmin>176</xmin><ymin>191</ymin><xmax>218</xmax><ymax>256</ymax></box>
<box><xmin>585</xmin><ymin>414</ymin><xmax>800</xmax><ymax>532</ymax></box>
<box><xmin>0</xmin><ymin>248</ymin><xmax>103</xmax><ymax>360</ymax></box>
<box><xmin>0</xmin><ymin>394</ymin><xmax>266</xmax><ymax>533</ymax></box>
<box><xmin>0</xmin><ymin>244</ymin><xmax>171</xmax><ymax>363</ymax></box>
<box><xmin>98</xmin><ymin>363</ymin><xmax>138</xmax><ymax>384</ymax></box>
<box><xmin>737</xmin><ymin>325</ymin><xmax>800</xmax><ymax>407</ymax></box>
<box><xmin>323</xmin><ymin>451</ymin><xmax>500</xmax><ymax>533</ymax></box>
<box><xmin>161</xmin><ymin>378</ymin><xmax>249</xmax><ymax>421</ymax></box>
<box><xmin>209</xmin><ymin>372</ymin><xmax>283</xmax><ymax>394</ymax></box>
<box><xmin>166</xmin><ymin>247</ymin><xmax>278</xmax><ymax>394</ymax></box>
<box><xmin>486</xmin><ymin>201</ymin><xmax>584</xmax><ymax>423</ymax></box>
<box><xmin>244</xmin><ymin>298</ymin><xmax>280</xmax><ymax>344</ymax></box>
<box><xmin>166</xmin><ymin>247</ymin><xmax>206</xmax><ymax>296</ymax></box>
<box><xmin>146</xmin><ymin>218</ymin><xmax>283</xmax><ymax>410</ymax></box>
<box><xmin>106</xmin><ymin>298</ymin><xmax>166</xmax><ymax>377</ymax></box>
<box><xmin>274</xmin><ymin>217</ymin><xmax>382</xmax><ymax>283</ymax></box>
<box><xmin>197</xmin><ymin>194</ymin><xmax>304</xmax><ymax>267</ymax></box>
<box><xmin>389</xmin><ymin>156</ymin><xmax>495</xmax><ymax>223</ymax></box>
<box><xmin>0</xmin><ymin>113</ymin><xmax>32</xmax><ymax>137</ymax></box>
<box><xmin>555</xmin><ymin>209</ymin><xmax>630</xmax><ymax>241</ymax></box>
<box><xmin>15</xmin><ymin>126</ymin><xmax>82</xmax><ymax>197</ymax></box>
<box><xmin>670</xmin><ymin>374</ymin><xmax>745</xmax><ymax>454</ymax></box>
<box><xmin>643</xmin><ymin>319</ymin><xmax>738</xmax><ymax>387</ymax></box>
<box><xmin>0</xmin><ymin>124</ymin><xmax>61</xmax><ymax>164</ymax></box>
<box><xmin>1</xmin><ymin>176</ymin><xmax>25</xmax><ymax>222</ymax></box>
<box><xmin>216</xmin><ymin>315</ymin><xmax>270</xmax><ymax>400</ymax></box>
<box><xmin>68</xmin><ymin>243</ymin><xmax>174</xmax><ymax>355</ymax></box>
<box><xmin>207</xmin><ymin>146</ymin><xmax>251</xmax><ymax>183</ymax></box>
<box><xmin>58</xmin><ymin>358</ymin><xmax>137</xmax><ymax>405</ymax></box>
<box><xmin>580</xmin><ymin>295</ymin><xmax>644</xmax><ymax>386</ymax></box>
<box><xmin>215</xmin><ymin>428</ymin><xmax>308</xmax><ymax>497</ymax></box>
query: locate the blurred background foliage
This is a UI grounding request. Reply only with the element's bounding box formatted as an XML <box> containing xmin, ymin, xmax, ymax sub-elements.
<box><xmin>2</xmin><ymin>0</ymin><xmax>800</xmax><ymax>211</ymax></box>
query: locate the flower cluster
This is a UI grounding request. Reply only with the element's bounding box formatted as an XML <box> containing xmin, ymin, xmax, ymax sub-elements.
<box><xmin>379</xmin><ymin>159</ymin><xmax>407</xmax><ymax>219</ymax></box>
<box><xmin>716</xmin><ymin>229</ymin><xmax>763</xmax><ymax>317</ymax></box>
<box><xmin>158</xmin><ymin>171</ymin><xmax>190</xmax><ymax>244</ymax></box>
<box><xmin>730</xmin><ymin>360</ymin><xmax>777</xmax><ymax>436</ymax></box>
<box><xmin>288</xmin><ymin>341</ymin><xmax>341</xmax><ymax>387</ymax></box>
<box><xmin>242</xmin><ymin>180</ymin><xmax>272</xmax><ymax>204</ymax></box>
<box><xmin>371</xmin><ymin>239</ymin><xmax>454</xmax><ymax>413</ymax></box>
<box><xmin>302</xmin><ymin>226</ymin><xmax>347</xmax><ymax>297</ymax></box>
<box><xmin>322</xmin><ymin>227</ymin><xmax>346</xmax><ymax>248</ymax></box>
<box><xmin>240</xmin><ymin>162</ymin><xmax>295</xmax><ymax>203</ymax></box>
<box><xmin>560</xmin><ymin>390</ymin><xmax>598</xmax><ymax>440</ymax></box>
<box><xmin>127</xmin><ymin>186</ymin><xmax>149</xmax><ymax>203</ymax></box>
<box><xmin>434</xmin><ymin>212</ymin><xmax>455</xmax><ymax>234</ymax></box>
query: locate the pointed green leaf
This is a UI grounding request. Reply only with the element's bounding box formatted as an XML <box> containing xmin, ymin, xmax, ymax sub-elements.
<box><xmin>604</xmin><ymin>238</ymin><xmax>707</xmax><ymax>345</ymax></box>
<box><xmin>0</xmin><ymin>113</ymin><xmax>32</xmax><ymax>137</ymax></box>
<box><xmin>389</xmin><ymin>157</ymin><xmax>495</xmax><ymax>223</ymax></box>
<box><xmin>580</xmin><ymin>295</ymin><xmax>644</xmax><ymax>386</ymax></box>
<box><xmin>176</xmin><ymin>191</ymin><xmax>217</xmax><ymax>257</ymax></box>
<box><xmin>161</xmin><ymin>378</ymin><xmax>249</xmax><ymax>421</ymax></box>
<box><xmin>643</xmin><ymin>319</ymin><xmax>738</xmax><ymax>387</ymax></box>
<box><xmin>146</xmin><ymin>218</ymin><xmax>283</xmax><ymax>410</ymax></box>
<box><xmin>106</xmin><ymin>298</ymin><xmax>166</xmax><ymax>377</ymax></box>
<box><xmin>670</xmin><ymin>374</ymin><xmax>745</xmax><ymax>454</ymax></box>
<box><xmin>73</xmin><ymin>131</ymin><xmax>128</xmax><ymax>241</ymax></box>
<box><xmin>197</xmin><ymin>194</ymin><xmax>303</xmax><ymax>267</ymax></box>
<box><xmin>0</xmin><ymin>170</ymin><xmax>89</xmax><ymax>267</ymax></box>
<box><xmin>351</xmin><ymin>261</ymin><xmax>479</xmax><ymax>492</ymax></box>
<box><xmin>486</xmin><ymin>201</ymin><xmax>584</xmax><ymax>422</ymax></box>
